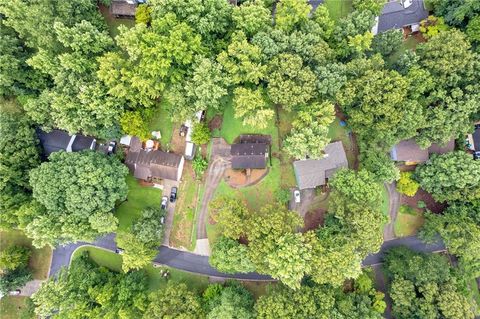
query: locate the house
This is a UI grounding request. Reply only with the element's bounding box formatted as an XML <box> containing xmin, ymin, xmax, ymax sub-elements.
<box><xmin>390</xmin><ymin>138</ymin><xmax>455</xmax><ymax>164</ymax></box>
<box><xmin>293</xmin><ymin>141</ymin><xmax>348</xmax><ymax>190</ymax></box>
<box><xmin>467</xmin><ymin>123</ymin><xmax>480</xmax><ymax>159</ymax></box>
<box><xmin>37</xmin><ymin>129</ymin><xmax>96</xmax><ymax>157</ymax></box>
<box><xmin>372</xmin><ymin>0</ymin><xmax>429</xmax><ymax>35</ymax></box>
<box><xmin>230</xmin><ymin>135</ymin><xmax>271</xmax><ymax>170</ymax></box>
<box><xmin>110</xmin><ymin>0</ymin><xmax>143</xmax><ymax>18</ymax></box>
<box><xmin>123</xmin><ymin>137</ymin><xmax>184</xmax><ymax>182</ymax></box>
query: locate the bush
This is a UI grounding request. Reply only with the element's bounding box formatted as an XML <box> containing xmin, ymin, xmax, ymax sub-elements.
<box><xmin>399</xmin><ymin>205</ymin><xmax>417</xmax><ymax>216</ymax></box>
<box><xmin>0</xmin><ymin>267</ymin><xmax>32</xmax><ymax>294</ymax></box>
<box><xmin>191</xmin><ymin>123</ymin><xmax>211</xmax><ymax>145</ymax></box>
<box><xmin>396</xmin><ymin>172</ymin><xmax>419</xmax><ymax>197</ymax></box>
<box><xmin>192</xmin><ymin>155</ymin><xmax>208</xmax><ymax>177</ymax></box>
<box><xmin>275</xmin><ymin>188</ymin><xmax>291</xmax><ymax>205</ymax></box>
<box><xmin>0</xmin><ymin>246</ymin><xmax>31</xmax><ymax>272</ymax></box>
<box><xmin>120</xmin><ymin>111</ymin><xmax>150</xmax><ymax>141</ymax></box>
<box><xmin>419</xmin><ymin>15</ymin><xmax>448</xmax><ymax>39</ymax></box>
<box><xmin>417</xmin><ymin>200</ymin><xmax>426</xmax><ymax>209</ymax></box>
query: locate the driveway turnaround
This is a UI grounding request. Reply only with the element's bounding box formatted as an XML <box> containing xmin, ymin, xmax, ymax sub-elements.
<box><xmin>49</xmin><ymin>234</ymin><xmax>445</xmax><ymax>280</ymax></box>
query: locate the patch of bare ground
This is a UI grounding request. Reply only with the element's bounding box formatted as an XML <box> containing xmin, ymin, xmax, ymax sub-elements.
<box><xmin>224</xmin><ymin>168</ymin><xmax>268</xmax><ymax>188</ymax></box>
<box><xmin>302</xmin><ymin>208</ymin><xmax>326</xmax><ymax>232</ymax></box>
<box><xmin>209</xmin><ymin>115</ymin><xmax>223</xmax><ymax>131</ymax></box>
<box><xmin>400</xmin><ymin>188</ymin><xmax>447</xmax><ymax>214</ymax></box>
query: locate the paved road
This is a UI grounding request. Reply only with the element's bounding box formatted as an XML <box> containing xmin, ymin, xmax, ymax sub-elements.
<box><xmin>383</xmin><ymin>182</ymin><xmax>401</xmax><ymax>241</ymax></box>
<box><xmin>363</xmin><ymin>235</ymin><xmax>445</xmax><ymax>266</ymax></box>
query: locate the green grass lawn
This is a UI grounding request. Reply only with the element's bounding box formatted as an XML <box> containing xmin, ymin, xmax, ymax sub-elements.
<box><xmin>381</xmin><ymin>184</ymin><xmax>390</xmax><ymax>218</ymax></box>
<box><xmin>324</xmin><ymin>0</ymin><xmax>353</xmax><ymax>22</ymax></box>
<box><xmin>148</xmin><ymin>100</ymin><xmax>176</xmax><ymax>150</ymax></box>
<box><xmin>72</xmin><ymin>246</ymin><xmax>210</xmax><ymax>292</ymax></box>
<box><xmin>170</xmin><ymin>165</ymin><xmax>200</xmax><ymax>250</ymax></box>
<box><xmin>468</xmin><ymin>278</ymin><xmax>480</xmax><ymax>315</ymax></box>
<box><xmin>0</xmin><ymin>296</ymin><xmax>33</xmax><ymax>319</ymax></box>
<box><xmin>394</xmin><ymin>205</ymin><xmax>425</xmax><ymax>237</ymax></box>
<box><xmin>0</xmin><ymin>229</ymin><xmax>52</xmax><ymax>280</ymax></box>
<box><xmin>328</xmin><ymin>117</ymin><xmax>356</xmax><ymax>168</ymax></box>
<box><xmin>115</xmin><ymin>175</ymin><xmax>162</xmax><ymax>231</ymax></box>
<box><xmin>220</xmin><ymin>98</ymin><xmax>279</xmax><ymax>153</ymax></box>
<box><xmin>277</xmin><ymin>109</ymin><xmax>298</xmax><ymax>189</ymax></box>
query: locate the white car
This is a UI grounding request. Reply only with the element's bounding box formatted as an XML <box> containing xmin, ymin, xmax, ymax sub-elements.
<box><xmin>294</xmin><ymin>190</ymin><xmax>301</xmax><ymax>203</ymax></box>
<box><xmin>161</xmin><ymin>196</ymin><xmax>168</xmax><ymax>210</ymax></box>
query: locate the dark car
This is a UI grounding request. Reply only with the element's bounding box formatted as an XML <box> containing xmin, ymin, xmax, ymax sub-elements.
<box><xmin>170</xmin><ymin>187</ymin><xmax>177</xmax><ymax>203</ymax></box>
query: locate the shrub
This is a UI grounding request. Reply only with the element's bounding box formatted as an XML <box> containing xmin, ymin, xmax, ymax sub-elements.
<box><xmin>135</xmin><ymin>4</ymin><xmax>152</xmax><ymax>24</ymax></box>
<box><xmin>192</xmin><ymin>155</ymin><xmax>208</xmax><ymax>177</ymax></box>
<box><xmin>417</xmin><ymin>200</ymin><xmax>426</xmax><ymax>209</ymax></box>
<box><xmin>396</xmin><ymin>172</ymin><xmax>419</xmax><ymax>197</ymax></box>
<box><xmin>419</xmin><ymin>15</ymin><xmax>448</xmax><ymax>39</ymax></box>
<box><xmin>0</xmin><ymin>246</ymin><xmax>31</xmax><ymax>272</ymax></box>
<box><xmin>191</xmin><ymin>123</ymin><xmax>211</xmax><ymax>145</ymax></box>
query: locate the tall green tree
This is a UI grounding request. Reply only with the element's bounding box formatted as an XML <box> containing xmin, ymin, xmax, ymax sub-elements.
<box><xmin>205</xmin><ymin>282</ymin><xmax>255</xmax><ymax>319</ymax></box>
<box><xmin>415</xmin><ymin>151</ymin><xmax>480</xmax><ymax>202</ymax></box>
<box><xmin>210</xmin><ymin>236</ymin><xmax>256</xmax><ymax>274</ymax></box>
<box><xmin>210</xmin><ymin>197</ymin><xmax>250</xmax><ymax>240</ymax></box>
<box><xmin>28</xmin><ymin>151</ymin><xmax>128</xmax><ymax>247</ymax></box>
<box><xmin>233</xmin><ymin>87</ymin><xmax>274</xmax><ymax>129</ymax></box>
<box><xmin>275</xmin><ymin>0</ymin><xmax>311</xmax><ymax>33</ymax></box>
<box><xmin>232</xmin><ymin>1</ymin><xmax>271</xmax><ymax>38</ymax></box>
<box><xmin>0</xmin><ymin>246</ymin><xmax>30</xmax><ymax>272</ymax></box>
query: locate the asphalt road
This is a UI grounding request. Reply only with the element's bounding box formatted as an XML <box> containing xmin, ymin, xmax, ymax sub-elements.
<box><xmin>49</xmin><ymin>234</ymin><xmax>444</xmax><ymax>280</ymax></box>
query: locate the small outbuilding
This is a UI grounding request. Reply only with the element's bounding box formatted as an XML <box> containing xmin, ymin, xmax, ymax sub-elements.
<box><xmin>110</xmin><ymin>0</ymin><xmax>139</xmax><ymax>18</ymax></box>
<box><xmin>293</xmin><ymin>141</ymin><xmax>348</xmax><ymax>190</ymax></box>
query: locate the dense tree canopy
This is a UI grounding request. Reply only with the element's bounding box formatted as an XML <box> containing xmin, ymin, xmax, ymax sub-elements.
<box><xmin>28</xmin><ymin>151</ymin><xmax>128</xmax><ymax>247</ymax></box>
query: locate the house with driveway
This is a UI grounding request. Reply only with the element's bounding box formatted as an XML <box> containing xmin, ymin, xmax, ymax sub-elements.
<box><xmin>293</xmin><ymin>141</ymin><xmax>348</xmax><ymax>190</ymax></box>
<box><xmin>372</xmin><ymin>0</ymin><xmax>429</xmax><ymax>35</ymax></box>
<box><xmin>230</xmin><ymin>135</ymin><xmax>271</xmax><ymax>170</ymax></box>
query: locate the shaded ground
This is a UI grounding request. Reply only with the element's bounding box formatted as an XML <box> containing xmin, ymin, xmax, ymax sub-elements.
<box><xmin>169</xmin><ymin>126</ymin><xmax>186</xmax><ymax>154</ymax></box>
<box><xmin>99</xmin><ymin>4</ymin><xmax>135</xmax><ymax>38</ymax></box>
<box><xmin>401</xmin><ymin>188</ymin><xmax>447</xmax><ymax>213</ymax></box>
<box><xmin>371</xmin><ymin>265</ymin><xmax>393</xmax><ymax>319</ymax></box>
<box><xmin>162</xmin><ymin>178</ymin><xmax>180</xmax><ymax>247</ymax></box>
<box><xmin>225</xmin><ymin>168</ymin><xmax>268</xmax><ymax>188</ymax></box>
<box><xmin>394</xmin><ymin>208</ymin><xmax>425</xmax><ymax>237</ymax></box>
<box><xmin>302</xmin><ymin>208</ymin><xmax>325</xmax><ymax>232</ymax></box>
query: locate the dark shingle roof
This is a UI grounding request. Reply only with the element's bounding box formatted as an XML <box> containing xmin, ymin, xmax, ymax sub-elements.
<box><xmin>428</xmin><ymin>139</ymin><xmax>455</xmax><ymax>155</ymax></box>
<box><xmin>472</xmin><ymin>127</ymin><xmax>480</xmax><ymax>151</ymax></box>
<box><xmin>377</xmin><ymin>0</ymin><xmax>429</xmax><ymax>33</ymax></box>
<box><xmin>125</xmin><ymin>149</ymin><xmax>183</xmax><ymax>181</ymax></box>
<box><xmin>37</xmin><ymin>129</ymin><xmax>71</xmax><ymax>156</ymax></box>
<box><xmin>391</xmin><ymin>138</ymin><xmax>455</xmax><ymax>162</ymax></box>
<box><xmin>71</xmin><ymin>134</ymin><xmax>95</xmax><ymax>152</ymax></box>
<box><xmin>293</xmin><ymin>141</ymin><xmax>348</xmax><ymax>190</ymax></box>
<box><xmin>231</xmin><ymin>143</ymin><xmax>268</xmax><ymax>169</ymax></box>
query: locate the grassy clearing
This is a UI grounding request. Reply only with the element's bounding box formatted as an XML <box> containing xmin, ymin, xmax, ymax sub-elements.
<box><xmin>381</xmin><ymin>184</ymin><xmax>390</xmax><ymax>218</ymax></box>
<box><xmin>324</xmin><ymin>0</ymin><xmax>353</xmax><ymax>22</ymax></box>
<box><xmin>148</xmin><ymin>100</ymin><xmax>176</xmax><ymax>150</ymax></box>
<box><xmin>115</xmin><ymin>175</ymin><xmax>162</xmax><ymax>231</ymax></box>
<box><xmin>394</xmin><ymin>206</ymin><xmax>425</xmax><ymax>237</ymax></box>
<box><xmin>240</xmin><ymin>281</ymin><xmax>274</xmax><ymax>300</ymax></box>
<box><xmin>0</xmin><ymin>229</ymin><xmax>52</xmax><ymax>279</ymax></box>
<box><xmin>277</xmin><ymin>109</ymin><xmax>298</xmax><ymax>189</ymax></box>
<box><xmin>328</xmin><ymin>117</ymin><xmax>356</xmax><ymax>168</ymax></box>
<box><xmin>72</xmin><ymin>246</ymin><xmax>210</xmax><ymax>292</ymax></box>
<box><xmin>170</xmin><ymin>164</ymin><xmax>200</xmax><ymax>250</ymax></box>
<box><xmin>0</xmin><ymin>296</ymin><xmax>33</xmax><ymax>319</ymax></box>
<box><xmin>468</xmin><ymin>278</ymin><xmax>480</xmax><ymax>315</ymax></box>
<box><xmin>99</xmin><ymin>4</ymin><xmax>135</xmax><ymax>38</ymax></box>
<box><xmin>219</xmin><ymin>98</ymin><xmax>279</xmax><ymax>152</ymax></box>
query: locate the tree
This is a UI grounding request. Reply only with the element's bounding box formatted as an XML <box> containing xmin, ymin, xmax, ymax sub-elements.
<box><xmin>283</xmin><ymin>102</ymin><xmax>335</xmax><ymax>159</ymax></box>
<box><xmin>419</xmin><ymin>15</ymin><xmax>449</xmax><ymax>39</ymax></box>
<box><xmin>311</xmin><ymin>6</ymin><xmax>335</xmax><ymax>40</ymax></box>
<box><xmin>396</xmin><ymin>172</ymin><xmax>419</xmax><ymax>197</ymax></box>
<box><xmin>210</xmin><ymin>237</ymin><xmax>255</xmax><ymax>274</ymax></box>
<box><xmin>275</xmin><ymin>0</ymin><xmax>311</xmax><ymax>33</ymax></box>
<box><xmin>118</xmin><ymin>207</ymin><xmax>165</xmax><ymax>272</ymax></box>
<box><xmin>352</xmin><ymin>0</ymin><xmax>387</xmax><ymax>15</ymax></box>
<box><xmin>232</xmin><ymin>87</ymin><xmax>274</xmax><ymax>129</ymax></box>
<box><xmin>333</xmin><ymin>11</ymin><xmax>376</xmax><ymax>58</ymax></box>
<box><xmin>217</xmin><ymin>31</ymin><xmax>266</xmax><ymax>86</ymax></box>
<box><xmin>32</xmin><ymin>253</ymin><xmax>148</xmax><ymax>318</ymax></box>
<box><xmin>167</xmin><ymin>58</ymin><xmax>229</xmax><ymax>121</ymax></box>
<box><xmin>28</xmin><ymin>151</ymin><xmax>128</xmax><ymax>247</ymax></box>
<box><xmin>360</xmin><ymin>151</ymin><xmax>400</xmax><ymax>183</ymax></box>
<box><xmin>191</xmin><ymin>123</ymin><xmax>211</xmax><ymax>145</ymax></box>
<box><xmin>192</xmin><ymin>155</ymin><xmax>208</xmax><ymax>177</ymax></box>
<box><xmin>0</xmin><ymin>246</ymin><xmax>30</xmax><ymax>272</ymax></box>
<box><xmin>313</xmin><ymin>63</ymin><xmax>348</xmax><ymax>100</ymax></box>
<box><xmin>135</xmin><ymin>4</ymin><xmax>152</xmax><ymax>24</ymax></box>
<box><xmin>428</xmin><ymin>0</ymin><xmax>480</xmax><ymax>26</ymax></box>
<box><xmin>0</xmin><ymin>267</ymin><xmax>32</xmax><ymax>294</ymax></box>
<box><xmin>383</xmin><ymin>247</ymin><xmax>476</xmax><ymax>319</ymax></box>
<box><xmin>206</xmin><ymin>283</ymin><xmax>255</xmax><ymax>319</ymax></box>
<box><xmin>210</xmin><ymin>197</ymin><xmax>250</xmax><ymax>240</ymax></box>
<box><xmin>466</xmin><ymin>16</ymin><xmax>480</xmax><ymax>43</ymax></box>
<box><xmin>120</xmin><ymin>111</ymin><xmax>151</xmax><ymax>141</ymax></box>
<box><xmin>266</xmin><ymin>53</ymin><xmax>316</xmax><ymax>110</ymax></box>
<box><xmin>371</xmin><ymin>29</ymin><xmax>403</xmax><ymax>57</ymax></box>
<box><xmin>232</xmin><ymin>1</ymin><xmax>271</xmax><ymax>37</ymax></box>
<box><xmin>415</xmin><ymin>151</ymin><xmax>480</xmax><ymax>202</ymax></box>
<box><xmin>98</xmin><ymin>14</ymin><xmax>203</xmax><ymax>108</ymax></box>
<box><xmin>0</xmin><ymin>109</ymin><xmax>40</xmax><ymax>227</ymax></box>
<box><xmin>144</xmin><ymin>282</ymin><xmax>203</xmax><ymax>319</ymax></box>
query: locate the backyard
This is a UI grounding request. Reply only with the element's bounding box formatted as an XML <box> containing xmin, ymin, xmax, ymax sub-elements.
<box><xmin>147</xmin><ymin>99</ymin><xmax>176</xmax><ymax>150</ymax></box>
<box><xmin>0</xmin><ymin>296</ymin><xmax>33</xmax><ymax>319</ymax></box>
<box><xmin>115</xmin><ymin>174</ymin><xmax>162</xmax><ymax>231</ymax></box>
<box><xmin>394</xmin><ymin>205</ymin><xmax>425</xmax><ymax>237</ymax></box>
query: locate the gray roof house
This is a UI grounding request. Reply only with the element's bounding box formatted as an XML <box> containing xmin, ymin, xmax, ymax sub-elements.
<box><xmin>293</xmin><ymin>141</ymin><xmax>348</xmax><ymax>190</ymax></box>
<box><xmin>37</xmin><ymin>129</ymin><xmax>96</xmax><ymax>157</ymax></box>
<box><xmin>125</xmin><ymin>149</ymin><xmax>185</xmax><ymax>181</ymax></box>
<box><xmin>231</xmin><ymin>143</ymin><xmax>269</xmax><ymax>169</ymax></box>
<box><xmin>372</xmin><ymin>0</ymin><xmax>429</xmax><ymax>35</ymax></box>
<box><xmin>390</xmin><ymin>138</ymin><xmax>455</xmax><ymax>163</ymax></box>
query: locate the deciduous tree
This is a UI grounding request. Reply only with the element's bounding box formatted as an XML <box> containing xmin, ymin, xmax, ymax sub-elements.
<box><xmin>233</xmin><ymin>87</ymin><xmax>274</xmax><ymax>129</ymax></box>
<box><xmin>0</xmin><ymin>246</ymin><xmax>30</xmax><ymax>272</ymax></box>
<box><xmin>232</xmin><ymin>1</ymin><xmax>271</xmax><ymax>37</ymax></box>
<box><xmin>396</xmin><ymin>171</ymin><xmax>419</xmax><ymax>197</ymax></box>
<box><xmin>275</xmin><ymin>0</ymin><xmax>311</xmax><ymax>33</ymax></box>
<box><xmin>210</xmin><ymin>197</ymin><xmax>250</xmax><ymax>240</ymax></box>
<box><xmin>209</xmin><ymin>236</ymin><xmax>255</xmax><ymax>274</ymax></box>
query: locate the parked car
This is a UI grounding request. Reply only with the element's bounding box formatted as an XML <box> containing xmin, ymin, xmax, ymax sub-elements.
<box><xmin>161</xmin><ymin>196</ymin><xmax>168</xmax><ymax>210</ymax></box>
<box><xmin>170</xmin><ymin>187</ymin><xmax>177</xmax><ymax>203</ymax></box>
<box><xmin>9</xmin><ymin>289</ymin><xmax>21</xmax><ymax>296</ymax></box>
<box><xmin>115</xmin><ymin>248</ymin><xmax>124</xmax><ymax>254</ymax></box>
<box><xmin>294</xmin><ymin>190</ymin><xmax>301</xmax><ymax>203</ymax></box>
<box><xmin>160</xmin><ymin>216</ymin><xmax>165</xmax><ymax>224</ymax></box>
<box><xmin>107</xmin><ymin>141</ymin><xmax>116</xmax><ymax>155</ymax></box>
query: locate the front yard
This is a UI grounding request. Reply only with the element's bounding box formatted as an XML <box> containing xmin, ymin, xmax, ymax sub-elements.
<box><xmin>147</xmin><ymin>100</ymin><xmax>176</xmax><ymax>150</ymax></box>
<box><xmin>0</xmin><ymin>296</ymin><xmax>33</xmax><ymax>319</ymax></box>
<box><xmin>394</xmin><ymin>205</ymin><xmax>425</xmax><ymax>237</ymax></box>
<box><xmin>115</xmin><ymin>174</ymin><xmax>162</xmax><ymax>231</ymax></box>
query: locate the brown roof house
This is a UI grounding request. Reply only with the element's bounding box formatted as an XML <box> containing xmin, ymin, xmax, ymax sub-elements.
<box><xmin>124</xmin><ymin>137</ymin><xmax>185</xmax><ymax>182</ymax></box>
<box><xmin>293</xmin><ymin>141</ymin><xmax>348</xmax><ymax>190</ymax></box>
<box><xmin>110</xmin><ymin>0</ymin><xmax>140</xmax><ymax>17</ymax></box>
<box><xmin>390</xmin><ymin>138</ymin><xmax>455</xmax><ymax>165</ymax></box>
<box><xmin>230</xmin><ymin>135</ymin><xmax>271</xmax><ymax>169</ymax></box>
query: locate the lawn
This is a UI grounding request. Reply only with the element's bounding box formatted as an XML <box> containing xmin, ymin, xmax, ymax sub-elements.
<box><xmin>277</xmin><ymin>109</ymin><xmax>298</xmax><ymax>189</ymax></box>
<box><xmin>0</xmin><ymin>229</ymin><xmax>52</xmax><ymax>279</ymax></box>
<box><xmin>99</xmin><ymin>4</ymin><xmax>135</xmax><ymax>38</ymax></box>
<box><xmin>72</xmin><ymin>246</ymin><xmax>210</xmax><ymax>292</ymax></box>
<box><xmin>115</xmin><ymin>174</ymin><xmax>162</xmax><ymax>231</ymax></box>
<box><xmin>219</xmin><ymin>98</ymin><xmax>279</xmax><ymax>152</ymax></box>
<box><xmin>381</xmin><ymin>184</ymin><xmax>390</xmax><ymax>218</ymax></box>
<box><xmin>327</xmin><ymin>117</ymin><xmax>357</xmax><ymax>168</ymax></box>
<box><xmin>468</xmin><ymin>278</ymin><xmax>480</xmax><ymax>316</ymax></box>
<box><xmin>148</xmin><ymin>99</ymin><xmax>176</xmax><ymax>150</ymax></box>
<box><xmin>394</xmin><ymin>205</ymin><xmax>425</xmax><ymax>237</ymax></box>
<box><xmin>170</xmin><ymin>164</ymin><xmax>201</xmax><ymax>250</ymax></box>
<box><xmin>324</xmin><ymin>0</ymin><xmax>353</xmax><ymax>22</ymax></box>
<box><xmin>0</xmin><ymin>296</ymin><xmax>33</xmax><ymax>319</ymax></box>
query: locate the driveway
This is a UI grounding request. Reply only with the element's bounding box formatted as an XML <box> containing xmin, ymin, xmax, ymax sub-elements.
<box><xmin>383</xmin><ymin>182</ymin><xmax>401</xmax><ymax>241</ymax></box>
<box><xmin>195</xmin><ymin>138</ymin><xmax>231</xmax><ymax>244</ymax></box>
<box><xmin>288</xmin><ymin>188</ymin><xmax>316</xmax><ymax>217</ymax></box>
<box><xmin>162</xmin><ymin>179</ymin><xmax>179</xmax><ymax>246</ymax></box>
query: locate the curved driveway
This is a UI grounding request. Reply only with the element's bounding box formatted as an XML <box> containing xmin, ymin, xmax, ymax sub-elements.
<box><xmin>49</xmin><ymin>234</ymin><xmax>444</xmax><ymax>280</ymax></box>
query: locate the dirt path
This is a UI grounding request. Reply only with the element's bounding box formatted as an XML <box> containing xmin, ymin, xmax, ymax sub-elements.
<box><xmin>196</xmin><ymin>138</ymin><xmax>231</xmax><ymax>241</ymax></box>
<box><xmin>383</xmin><ymin>182</ymin><xmax>401</xmax><ymax>241</ymax></box>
